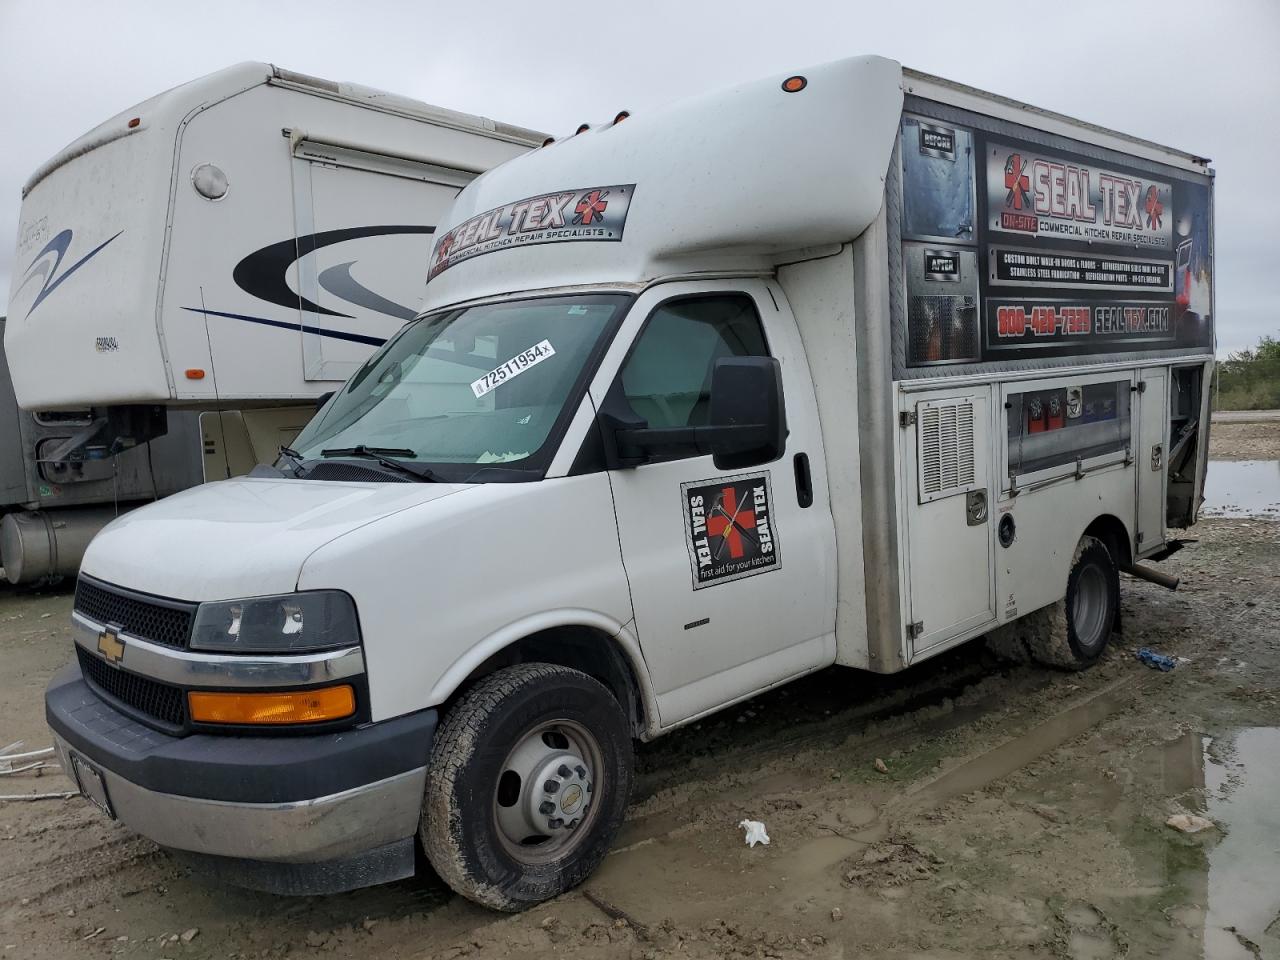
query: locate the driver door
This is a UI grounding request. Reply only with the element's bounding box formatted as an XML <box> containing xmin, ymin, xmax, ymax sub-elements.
<box><xmin>589</xmin><ymin>281</ymin><xmax>835</xmax><ymax>726</ymax></box>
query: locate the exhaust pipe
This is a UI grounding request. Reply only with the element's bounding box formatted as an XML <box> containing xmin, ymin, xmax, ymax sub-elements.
<box><xmin>1121</xmin><ymin>563</ymin><xmax>1180</xmax><ymax>591</ymax></box>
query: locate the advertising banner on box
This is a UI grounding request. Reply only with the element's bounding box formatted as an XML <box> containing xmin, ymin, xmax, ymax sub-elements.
<box><xmin>985</xmin><ymin>299</ymin><xmax>1176</xmax><ymax>352</ymax></box>
<box><xmin>900</xmin><ymin>113</ymin><xmax>1214</xmax><ymax>365</ymax></box>
<box><xmin>985</xmin><ymin>142</ymin><xmax>1172</xmax><ymax>251</ymax></box>
<box><xmin>988</xmin><ymin>248</ymin><xmax>1173</xmax><ymax>292</ymax></box>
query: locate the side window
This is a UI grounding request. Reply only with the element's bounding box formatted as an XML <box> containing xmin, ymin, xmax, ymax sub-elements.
<box><xmin>619</xmin><ymin>295</ymin><xmax>769</xmax><ymax>447</ymax></box>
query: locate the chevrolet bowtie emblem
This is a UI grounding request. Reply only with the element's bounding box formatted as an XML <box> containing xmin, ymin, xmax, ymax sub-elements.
<box><xmin>97</xmin><ymin>628</ymin><xmax>125</xmax><ymax>665</ymax></box>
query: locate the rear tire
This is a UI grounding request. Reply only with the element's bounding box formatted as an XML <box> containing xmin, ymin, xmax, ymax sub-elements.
<box><xmin>421</xmin><ymin>663</ymin><xmax>633</xmax><ymax>911</ymax></box>
<box><xmin>985</xmin><ymin>535</ymin><xmax>1118</xmax><ymax>670</ymax></box>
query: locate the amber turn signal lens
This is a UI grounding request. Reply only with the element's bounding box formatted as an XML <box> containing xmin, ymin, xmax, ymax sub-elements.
<box><xmin>781</xmin><ymin>75</ymin><xmax>807</xmax><ymax>93</ymax></box>
<box><xmin>188</xmin><ymin>685</ymin><xmax>355</xmax><ymax>725</ymax></box>
<box><xmin>185</xmin><ymin>368</ymin><xmax>205</xmax><ymax>380</ymax></box>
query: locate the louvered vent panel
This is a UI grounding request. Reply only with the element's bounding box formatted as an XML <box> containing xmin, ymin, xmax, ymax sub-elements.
<box><xmin>917</xmin><ymin>398</ymin><xmax>977</xmax><ymax>502</ymax></box>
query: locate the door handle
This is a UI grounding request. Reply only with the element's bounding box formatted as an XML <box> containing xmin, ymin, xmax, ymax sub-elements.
<box><xmin>793</xmin><ymin>452</ymin><xmax>813</xmax><ymax>508</ymax></box>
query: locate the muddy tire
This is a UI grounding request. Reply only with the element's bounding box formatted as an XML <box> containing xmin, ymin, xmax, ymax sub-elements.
<box><xmin>984</xmin><ymin>620</ymin><xmax>1033</xmax><ymax>663</ymax></box>
<box><xmin>985</xmin><ymin>535</ymin><xmax>1118</xmax><ymax>671</ymax></box>
<box><xmin>421</xmin><ymin>663</ymin><xmax>633</xmax><ymax>912</ymax></box>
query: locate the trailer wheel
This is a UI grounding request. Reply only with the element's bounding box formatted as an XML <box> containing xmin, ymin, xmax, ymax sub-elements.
<box><xmin>985</xmin><ymin>535</ymin><xmax>1118</xmax><ymax>670</ymax></box>
<box><xmin>421</xmin><ymin>663</ymin><xmax>633</xmax><ymax>911</ymax></box>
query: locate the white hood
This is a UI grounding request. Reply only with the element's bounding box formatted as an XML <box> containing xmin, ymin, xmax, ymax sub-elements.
<box><xmin>81</xmin><ymin>477</ymin><xmax>471</xmax><ymax>600</ymax></box>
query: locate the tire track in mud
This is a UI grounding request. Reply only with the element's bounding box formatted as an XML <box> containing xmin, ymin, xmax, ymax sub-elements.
<box><xmin>0</xmin><ymin>829</ymin><xmax>167</xmax><ymax>909</ymax></box>
<box><xmin>632</xmin><ymin>645</ymin><xmax>1017</xmax><ymax>800</ymax></box>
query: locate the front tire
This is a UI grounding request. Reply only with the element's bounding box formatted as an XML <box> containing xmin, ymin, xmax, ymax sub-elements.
<box><xmin>985</xmin><ymin>535</ymin><xmax>1119</xmax><ymax>670</ymax></box>
<box><xmin>421</xmin><ymin>663</ymin><xmax>633</xmax><ymax>911</ymax></box>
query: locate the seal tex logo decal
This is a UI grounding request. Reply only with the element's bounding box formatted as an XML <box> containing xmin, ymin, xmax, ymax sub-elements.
<box><xmin>681</xmin><ymin>472</ymin><xmax>780</xmax><ymax>590</ymax></box>
<box><xmin>987</xmin><ymin>141</ymin><xmax>1172</xmax><ymax>250</ymax></box>
<box><xmin>428</xmin><ymin>184</ymin><xmax>635</xmax><ymax>280</ymax></box>
<box><xmin>15</xmin><ymin>228</ymin><xmax>122</xmax><ymax>318</ymax></box>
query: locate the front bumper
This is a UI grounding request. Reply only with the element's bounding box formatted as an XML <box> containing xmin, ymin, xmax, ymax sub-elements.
<box><xmin>46</xmin><ymin>662</ymin><xmax>436</xmax><ymax>892</ymax></box>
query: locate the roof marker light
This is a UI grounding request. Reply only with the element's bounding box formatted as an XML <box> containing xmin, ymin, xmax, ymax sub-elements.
<box><xmin>127</xmin><ymin>117</ymin><xmax>141</xmax><ymax>129</ymax></box>
<box><xmin>541</xmin><ymin>136</ymin><xmax>556</xmax><ymax>147</ymax></box>
<box><xmin>613</xmin><ymin>110</ymin><xmax>630</xmax><ymax>125</ymax></box>
<box><xmin>781</xmin><ymin>75</ymin><xmax>807</xmax><ymax>93</ymax></box>
<box><xmin>575</xmin><ymin>123</ymin><xmax>590</xmax><ymax>135</ymax></box>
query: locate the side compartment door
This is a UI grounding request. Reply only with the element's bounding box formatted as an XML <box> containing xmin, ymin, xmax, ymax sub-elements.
<box><xmin>591</xmin><ymin>282</ymin><xmax>836</xmax><ymax>726</ymax></box>
<box><xmin>1136</xmin><ymin>366</ymin><xmax>1169</xmax><ymax>554</ymax></box>
<box><xmin>902</xmin><ymin>387</ymin><xmax>995</xmax><ymax>654</ymax></box>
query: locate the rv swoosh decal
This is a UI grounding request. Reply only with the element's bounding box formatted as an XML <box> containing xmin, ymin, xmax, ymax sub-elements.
<box><xmin>17</xmin><ymin>228</ymin><xmax>123</xmax><ymax>318</ymax></box>
<box><xmin>232</xmin><ymin>225</ymin><xmax>434</xmax><ymax>319</ymax></box>
<box><xmin>317</xmin><ymin>261</ymin><xmax>416</xmax><ymax>321</ymax></box>
<box><xmin>180</xmin><ymin>307</ymin><xmax>387</xmax><ymax>347</ymax></box>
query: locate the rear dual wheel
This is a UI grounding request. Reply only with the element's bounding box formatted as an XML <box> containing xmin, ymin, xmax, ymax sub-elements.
<box><xmin>986</xmin><ymin>534</ymin><xmax>1119</xmax><ymax>670</ymax></box>
<box><xmin>421</xmin><ymin>663</ymin><xmax>633</xmax><ymax>911</ymax></box>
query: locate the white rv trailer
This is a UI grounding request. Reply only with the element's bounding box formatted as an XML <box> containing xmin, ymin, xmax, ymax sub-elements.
<box><xmin>45</xmin><ymin>56</ymin><xmax>1213</xmax><ymax>907</ymax></box>
<box><xmin>2</xmin><ymin>63</ymin><xmax>543</xmax><ymax>582</ymax></box>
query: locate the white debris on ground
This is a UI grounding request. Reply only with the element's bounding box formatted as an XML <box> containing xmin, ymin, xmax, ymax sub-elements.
<box><xmin>738</xmin><ymin>819</ymin><xmax>770</xmax><ymax>847</ymax></box>
<box><xmin>0</xmin><ymin>740</ymin><xmax>54</xmax><ymax>776</ymax></box>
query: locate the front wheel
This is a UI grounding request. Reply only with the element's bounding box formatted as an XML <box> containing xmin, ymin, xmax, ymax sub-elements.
<box><xmin>986</xmin><ymin>534</ymin><xmax>1119</xmax><ymax>670</ymax></box>
<box><xmin>421</xmin><ymin>663</ymin><xmax>633</xmax><ymax>911</ymax></box>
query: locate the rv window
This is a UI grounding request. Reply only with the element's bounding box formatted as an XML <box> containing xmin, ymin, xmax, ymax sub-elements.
<box><xmin>619</xmin><ymin>295</ymin><xmax>769</xmax><ymax>461</ymax></box>
<box><xmin>1006</xmin><ymin>380</ymin><xmax>1131</xmax><ymax>480</ymax></box>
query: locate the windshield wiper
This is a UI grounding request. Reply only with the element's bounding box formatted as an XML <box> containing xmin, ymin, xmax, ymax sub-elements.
<box><xmin>319</xmin><ymin>445</ymin><xmax>444</xmax><ymax>482</ymax></box>
<box><xmin>276</xmin><ymin>445</ymin><xmax>307</xmax><ymax>477</ymax></box>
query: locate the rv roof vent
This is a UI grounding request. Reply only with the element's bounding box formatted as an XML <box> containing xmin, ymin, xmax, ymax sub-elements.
<box><xmin>917</xmin><ymin>398</ymin><xmax>976</xmax><ymax>503</ymax></box>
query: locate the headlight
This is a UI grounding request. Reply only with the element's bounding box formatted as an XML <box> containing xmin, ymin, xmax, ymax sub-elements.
<box><xmin>190</xmin><ymin>591</ymin><xmax>359</xmax><ymax>653</ymax></box>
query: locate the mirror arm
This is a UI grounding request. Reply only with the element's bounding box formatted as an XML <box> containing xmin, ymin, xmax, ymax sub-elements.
<box><xmin>599</xmin><ymin>409</ymin><xmax>649</xmax><ymax>469</ymax></box>
<box><xmin>617</xmin><ymin>426</ymin><xmax>701</xmax><ymax>446</ymax></box>
<box><xmin>617</xmin><ymin>423</ymin><xmax>767</xmax><ymax>451</ymax></box>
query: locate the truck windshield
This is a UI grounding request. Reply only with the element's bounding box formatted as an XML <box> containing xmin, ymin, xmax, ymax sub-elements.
<box><xmin>291</xmin><ymin>294</ymin><xmax>629</xmax><ymax>481</ymax></box>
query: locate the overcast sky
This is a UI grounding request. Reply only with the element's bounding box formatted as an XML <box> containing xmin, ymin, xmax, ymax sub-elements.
<box><xmin>1</xmin><ymin>0</ymin><xmax>1276</xmax><ymax>354</ymax></box>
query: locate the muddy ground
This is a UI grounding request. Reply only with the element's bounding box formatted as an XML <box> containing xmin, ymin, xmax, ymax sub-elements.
<box><xmin>1210</xmin><ymin>418</ymin><xmax>1280</xmax><ymax>461</ymax></box>
<box><xmin>1</xmin><ymin>427</ymin><xmax>1278</xmax><ymax>959</ymax></box>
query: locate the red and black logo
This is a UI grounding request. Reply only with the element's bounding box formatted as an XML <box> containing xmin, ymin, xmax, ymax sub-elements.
<box><xmin>1000</xmin><ymin>152</ymin><xmax>1038</xmax><ymax>234</ymax></box>
<box><xmin>682</xmin><ymin>473</ymin><xmax>780</xmax><ymax>590</ymax></box>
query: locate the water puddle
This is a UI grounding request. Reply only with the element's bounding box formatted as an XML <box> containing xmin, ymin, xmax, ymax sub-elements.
<box><xmin>1200</xmin><ymin>727</ymin><xmax>1280</xmax><ymax>958</ymax></box>
<box><xmin>1202</xmin><ymin>460</ymin><xmax>1280</xmax><ymax>518</ymax></box>
<box><xmin>1128</xmin><ymin>728</ymin><xmax>1280</xmax><ymax>959</ymax></box>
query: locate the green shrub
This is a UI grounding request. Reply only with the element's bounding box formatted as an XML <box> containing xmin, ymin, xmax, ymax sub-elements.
<box><xmin>1214</xmin><ymin>337</ymin><xmax>1280</xmax><ymax>411</ymax></box>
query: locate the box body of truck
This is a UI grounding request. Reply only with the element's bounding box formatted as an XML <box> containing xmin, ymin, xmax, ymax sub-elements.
<box><xmin>800</xmin><ymin>69</ymin><xmax>1214</xmax><ymax>670</ymax></box>
<box><xmin>43</xmin><ymin>56</ymin><xmax>1213</xmax><ymax>906</ymax></box>
<box><xmin>2</xmin><ymin>63</ymin><xmax>542</xmax><ymax>581</ymax></box>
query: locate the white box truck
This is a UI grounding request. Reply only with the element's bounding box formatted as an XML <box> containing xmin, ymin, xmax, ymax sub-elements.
<box><xmin>40</xmin><ymin>56</ymin><xmax>1213</xmax><ymax>907</ymax></box>
<box><xmin>2</xmin><ymin>63</ymin><xmax>542</xmax><ymax>582</ymax></box>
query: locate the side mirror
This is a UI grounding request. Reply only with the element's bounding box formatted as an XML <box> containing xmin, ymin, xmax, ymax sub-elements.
<box><xmin>606</xmin><ymin>356</ymin><xmax>787</xmax><ymax>469</ymax></box>
<box><xmin>706</xmin><ymin>356</ymin><xmax>787</xmax><ymax>468</ymax></box>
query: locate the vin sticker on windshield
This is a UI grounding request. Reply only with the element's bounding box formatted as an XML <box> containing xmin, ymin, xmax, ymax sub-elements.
<box><xmin>471</xmin><ymin>340</ymin><xmax>556</xmax><ymax>399</ymax></box>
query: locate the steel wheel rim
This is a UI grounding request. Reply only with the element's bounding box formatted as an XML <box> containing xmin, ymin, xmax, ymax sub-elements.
<box><xmin>1073</xmin><ymin>563</ymin><xmax>1110</xmax><ymax>650</ymax></box>
<box><xmin>491</xmin><ymin>718</ymin><xmax>604</xmax><ymax>865</ymax></box>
